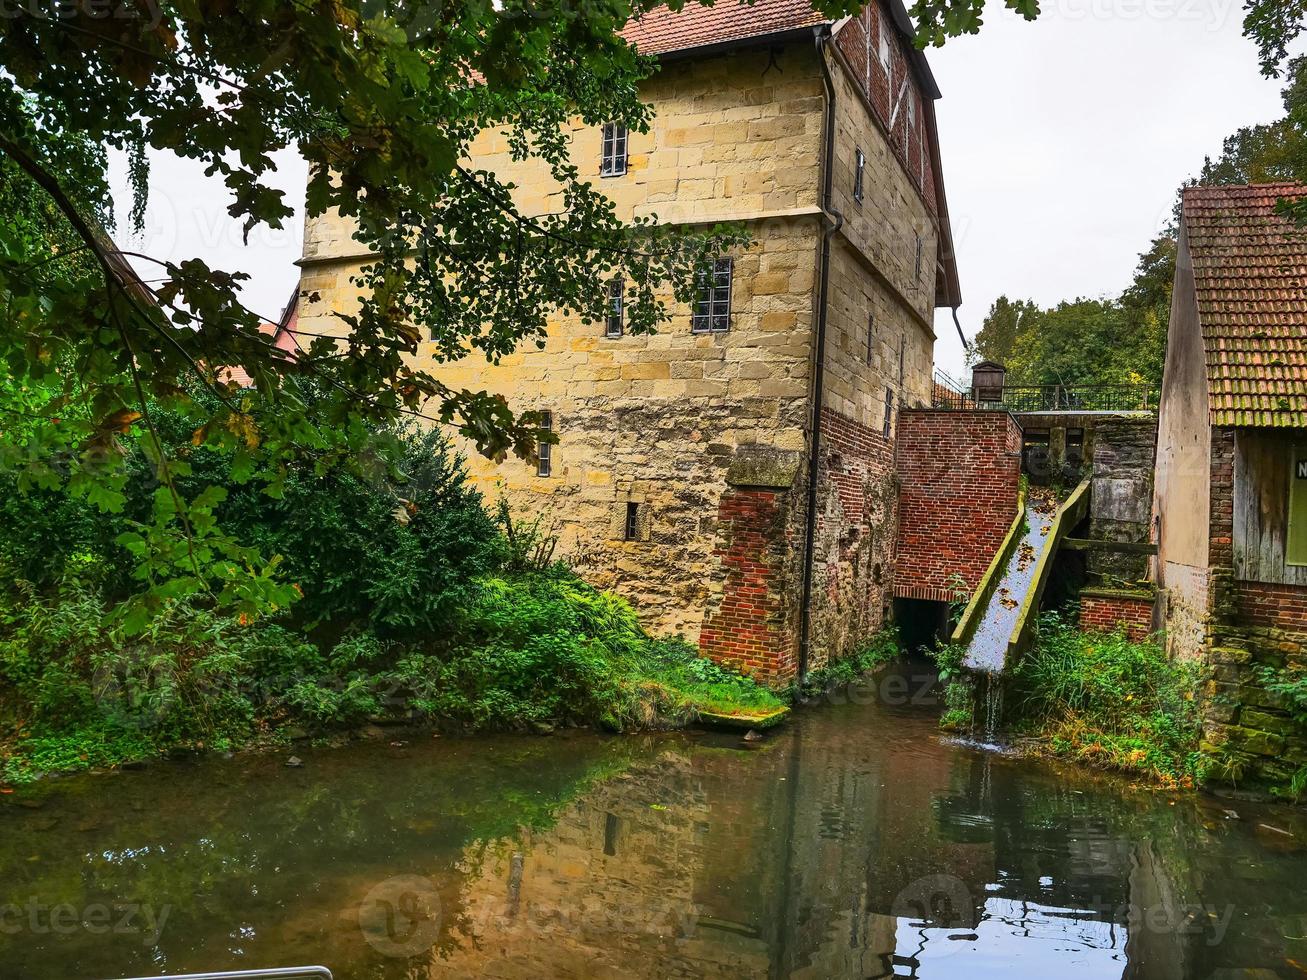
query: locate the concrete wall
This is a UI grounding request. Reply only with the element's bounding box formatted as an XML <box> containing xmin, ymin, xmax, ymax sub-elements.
<box><xmin>1088</xmin><ymin>413</ymin><xmax>1158</xmax><ymax>585</ymax></box>
<box><xmin>1154</xmin><ymin>226</ymin><xmax>1213</xmax><ymax>659</ymax></box>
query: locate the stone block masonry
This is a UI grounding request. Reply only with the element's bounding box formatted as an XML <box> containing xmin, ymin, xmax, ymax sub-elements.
<box><xmin>806</xmin><ymin>408</ymin><xmax>898</xmax><ymax>672</ymax></box>
<box><xmin>893</xmin><ymin>410</ymin><xmax>1022</xmax><ymax>603</ymax></box>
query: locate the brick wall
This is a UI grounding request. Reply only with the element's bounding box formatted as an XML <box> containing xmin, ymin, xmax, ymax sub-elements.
<box><xmin>806</xmin><ymin>408</ymin><xmax>898</xmax><ymax>671</ymax></box>
<box><xmin>698</xmin><ymin>488</ymin><xmax>798</xmax><ymax>682</ymax></box>
<box><xmin>1235</xmin><ymin>580</ymin><xmax>1307</xmax><ymax>634</ymax></box>
<box><xmin>1209</xmin><ymin>427</ymin><xmax>1236</xmax><ymax>572</ymax></box>
<box><xmin>893</xmin><ymin>410</ymin><xmax>1022</xmax><ymax>603</ymax></box>
<box><xmin>1079</xmin><ymin>591</ymin><xmax>1155</xmax><ymax>642</ymax></box>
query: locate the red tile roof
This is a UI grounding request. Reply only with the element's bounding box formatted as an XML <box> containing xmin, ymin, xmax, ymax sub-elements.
<box><xmin>1183</xmin><ymin>183</ymin><xmax>1307</xmax><ymax>428</ymax></box>
<box><xmin>621</xmin><ymin>0</ymin><xmax>829</xmax><ymax>56</ymax></box>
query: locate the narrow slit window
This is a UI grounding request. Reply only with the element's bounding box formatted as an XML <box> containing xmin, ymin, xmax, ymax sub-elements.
<box><xmin>600</xmin><ymin>122</ymin><xmax>628</xmax><ymax>177</ymax></box>
<box><xmin>606</xmin><ymin>279</ymin><xmax>624</xmax><ymax>338</ymax></box>
<box><xmin>624</xmin><ymin>501</ymin><xmax>640</xmax><ymax>541</ymax></box>
<box><xmin>854</xmin><ymin>147</ymin><xmax>865</xmax><ymax>203</ymax></box>
<box><xmin>866</xmin><ymin>312</ymin><xmax>875</xmax><ymax>365</ymax></box>
<box><xmin>537</xmin><ymin>410</ymin><xmax>553</xmax><ymax>478</ymax></box>
<box><xmin>914</xmin><ymin>233</ymin><xmax>924</xmax><ymax>280</ymax></box>
<box><xmin>882</xmin><ymin>388</ymin><xmax>894</xmax><ymax>440</ymax></box>
<box><xmin>692</xmin><ymin>257</ymin><xmax>733</xmax><ymax>333</ymax></box>
<box><xmin>898</xmin><ymin>334</ymin><xmax>906</xmax><ymax>385</ymax></box>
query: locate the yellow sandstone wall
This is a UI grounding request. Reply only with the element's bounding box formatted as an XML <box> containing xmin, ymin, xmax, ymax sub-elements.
<box><xmin>299</xmin><ymin>44</ymin><xmax>827</xmax><ymax>650</ymax></box>
<box><xmin>298</xmin><ymin>35</ymin><xmax>944</xmax><ymax>676</ymax></box>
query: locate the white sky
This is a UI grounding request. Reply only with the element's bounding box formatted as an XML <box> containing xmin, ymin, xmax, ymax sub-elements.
<box><xmin>927</xmin><ymin>1</ymin><xmax>1289</xmax><ymax>378</ymax></box>
<box><xmin>111</xmin><ymin>3</ymin><xmax>1290</xmax><ymax>378</ymax></box>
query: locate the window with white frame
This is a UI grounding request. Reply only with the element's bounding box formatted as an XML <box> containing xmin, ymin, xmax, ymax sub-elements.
<box><xmin>605</xmin><ymin>279</ymin><xmax>624</xmax><ymax>338</ymax></box>
<box><xmin>692</xmin><ymin>258</ymin><xmax>733</xmax><ymax>333</ymax></box>
<box><xmin>600</xmin><ymin>123</ymin><xmax>627</xmax><ymax>177</ymax></box>
<box><xmin>854</xmin><ymin>147</ymin><xmax>865</xmax><ymax>203</ymax></box>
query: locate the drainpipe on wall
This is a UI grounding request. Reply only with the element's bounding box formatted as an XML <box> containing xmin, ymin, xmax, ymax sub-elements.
<box><xmin>797</xmin><ymin>26</ymin><xmax>844</xmax><ymax>683</ymax></box>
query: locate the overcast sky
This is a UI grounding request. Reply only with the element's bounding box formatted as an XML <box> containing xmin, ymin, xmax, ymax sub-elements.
<box><xmin>928</xmin><ymin>1</ymin><xmax>1289</xmax><ymax>379</ymax></box>
<box><xmin>112</xmin><ymin>3</ymin><xmax>1290</xmax><ymax>380</ymax></box>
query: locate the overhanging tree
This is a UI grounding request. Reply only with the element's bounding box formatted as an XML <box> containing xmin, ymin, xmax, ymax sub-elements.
<box><xmin>3</xmin><ymin>0</ymin><xmax>869</xmax><ymax>623</ymax></box>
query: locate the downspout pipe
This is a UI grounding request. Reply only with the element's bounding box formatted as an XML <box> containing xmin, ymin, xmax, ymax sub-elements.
<box><xmin>797</xmin><ymin>26</ymin><xmax>844</xmax><ymax>683</ymax></box>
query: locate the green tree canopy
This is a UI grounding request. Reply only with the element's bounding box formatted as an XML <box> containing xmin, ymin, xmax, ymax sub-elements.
<box><xmin>0</xmin><ymin>0</ymin><xmax>869</xmax><ymax>622</ymax></box>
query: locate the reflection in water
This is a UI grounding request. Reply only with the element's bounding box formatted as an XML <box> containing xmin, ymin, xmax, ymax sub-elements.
<box><xmin>2</xmin><ymin>665</ymin><xmax>1307</xmax><ymax>979</ymax></box>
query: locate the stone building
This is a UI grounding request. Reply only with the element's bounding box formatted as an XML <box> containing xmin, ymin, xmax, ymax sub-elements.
<box><xmin>1154</xmin><ymin>184</ymin><xmax>1307</xmax><ymax>783</ymax></box>
<box><xmin>296</xmin><ymin>0</ymin><xmax>961</xmax><ymax>683</ymax></box>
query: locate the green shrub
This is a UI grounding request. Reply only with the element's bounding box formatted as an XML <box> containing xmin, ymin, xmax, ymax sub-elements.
<box><xmin>1009</xmin><ymin>612</ymin><xmax>1203</xmax><ymax>787</ymax></box>
<box><xmin>792</xmin><ymin>627</ymin><xmax>904</xmax><ymax>699</ymax></box>
<box><xmin>1254</xmin><ymin>663</ymin><xmax>1307</xmax><ymax>726</ymax></box>
<box><xmin>0</xmin><ymin>568</ymin><xmax>783</xmax><ymax>781</ymax></box>
<box><xmin>0</xmin><ymin>420</ymin><xmax>503</xmax><ymax>640</ymax></box>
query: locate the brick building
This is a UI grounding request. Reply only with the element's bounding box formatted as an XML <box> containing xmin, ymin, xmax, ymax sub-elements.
<box><xmin>1155</xmin><ymin>184</ymin><xmax>1307</xmax><ymax>654</ymax></box>
<box><xmin>1154</xmin><ymin>184</ymin><xmax>1307</xmax><ymax>782</ymax></box>
<box><xmin>297</xmin><ymin>0</ymin><xmax>962</xmax><ymax>683</ymax></box>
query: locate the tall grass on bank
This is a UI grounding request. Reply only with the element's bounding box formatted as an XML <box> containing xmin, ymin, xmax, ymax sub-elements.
<box><xmin>0</xmin><ymin>569</ymin><xmax>782</xmax><ymax>784</ymax></box>
<box><xmin>1009</xmin><ymin>613</ymin><xmax>1204</xmax><ymax>788</ymax></box>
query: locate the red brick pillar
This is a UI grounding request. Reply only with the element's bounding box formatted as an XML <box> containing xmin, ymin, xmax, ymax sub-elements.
<box><xmin>699</xmin><ymin>487</ymin><xmax>798</xmax><ymax>683</ymax></box>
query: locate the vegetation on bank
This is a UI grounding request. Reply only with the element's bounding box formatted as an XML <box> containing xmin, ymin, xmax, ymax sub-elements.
<box><xmin>932</xmin><ymin>614</ymin><xmax>1205</xmax><ymax>788</ymax></box>
<box><xmin>789</xmin><ymin>627</ymin><xmax>903</xmax><ymax>701</ymax></box>
<box><xmin>1008</xmin><ymin>616</ymin><xmax>1204</xmax><ymax>788</ymax></box>
<box><xmin>0</xmin><ymin>423</ymin><xmax>782</xmax><ymax>785</ymax></box>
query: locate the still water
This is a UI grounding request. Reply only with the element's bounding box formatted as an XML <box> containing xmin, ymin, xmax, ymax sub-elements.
<box><xmin>3</xmin><ymin>667</ymin><xmax>1307</xmax><ymax>980</ymax></box>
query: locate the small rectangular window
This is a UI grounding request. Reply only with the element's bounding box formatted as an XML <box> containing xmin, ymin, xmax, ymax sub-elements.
<box><xmin>601</xmin><ymin>122</ymin><xmax>627</xmax><ymax>177</ymax></box>
<box><xmin>865</xmin><ymin>312</ymin><xmax>875</xmax><ymax>365</ymax></box>
<box><xmin>624</xmin><ymin>501</ymin><xmax>639</xmax><ymax>541</ymax></box>
<box><xmin>854</xmin><ymin>147</ymin><xmax>865</xmax><ymax>204</ymax></box>
<box><xmin>537</xmin><ymin>410</ymin><xmax>553</xmax><ymax>478</ymax></box>
<box><xmin>914</xmin><ymin>234</ymin><xmax>924</xmax><ymax>280</ymax></box>
<box><xmin>692</xmin><ymin>257</ymin><xmax>732</xmax><ymax>334</ymax></box>
<box><xmin>898</xmin><ymin>334</ymin><xmax>906</xmax><ymax>386</ymax></box>
<box><xmin>1289</xmin><ymin>447</ymin><xmax>1307</xmax><ymax>565</ymax></box>
<box><xmin>882</xmin><ymin>388</ymin><xmax>894</xmax><ymax>440</ymax></box>
<box><xmin>605</xmin><ymin>279</ymin><xmax>624</xmax><ymax>338</ymax></box>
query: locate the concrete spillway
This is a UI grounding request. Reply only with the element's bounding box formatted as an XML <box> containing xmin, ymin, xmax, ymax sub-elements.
<box><xmin>962</xmin><ymin>497</ymin><xmax>1051</xmax><ymax>673</ymax></box>
<box><xmin>951</xmin><ymin>478</ymin><xmax>1090</xmax><ymax>675</ymax></box>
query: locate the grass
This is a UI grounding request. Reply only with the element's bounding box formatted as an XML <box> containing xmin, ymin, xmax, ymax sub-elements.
<box><xmin>0</xmin><ymin>571</ymin><xmax>784</xmax><ymax>784</ymax></box>
<box><xmin>790</xmin><ymin>627</ymin><xmax>903</xmax><ymax>700</ymax></box>
<box><xmin>1007</xmin><ymin>612</ymin><xmax>1204</xmax><ymax>788</ymax></box>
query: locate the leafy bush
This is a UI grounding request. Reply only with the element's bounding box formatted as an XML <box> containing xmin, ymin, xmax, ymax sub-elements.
<box><xmin>1009</xmin><ymin>612</ymin><xmax>1203</xmax><ymax>787</ymax></box>
<box><xmin>1254</xmin><ymin>663</ymin><xmax>1307</xmax><ymax>726</ymax></box>
<box><xmin>793</xmin><ymin>627</ymin><xmax>904</xmax><ymax>699</ymax></box>
<box><xmin>0</xmin><ymin>420</ymin><xmax>502</xmax><ymax>640</ymax></box>
<box><xmin>0</xmin><ymin>568</ymin><xmax>782</xmax><ymax>782</ymax></box>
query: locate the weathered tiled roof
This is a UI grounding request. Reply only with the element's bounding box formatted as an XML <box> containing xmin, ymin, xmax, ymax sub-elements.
<box><xmin>621</xmin><ymin>0</ymin><xmax>829</xmax><ymax>56</ymax></box>
<box><xmin>1184</xmin><ymin>183</ymin><xmax>1307</xmax><ymax>428</ymax></box>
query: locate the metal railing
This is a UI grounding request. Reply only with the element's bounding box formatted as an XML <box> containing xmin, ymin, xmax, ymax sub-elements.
<box><xmin>111</xmin><ymin>968</ymin><xmax>332</xmax><ymax>980</ymax></box>
<box><xmin>931</xmin><ymin>379</ymin><xmax>1156</xmax><ymax>413</ymax></box>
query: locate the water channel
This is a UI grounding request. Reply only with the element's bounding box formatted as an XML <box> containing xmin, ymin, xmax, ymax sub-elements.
<box><xmin>3</xmin><ymin>664</ymin><xmax>1306</xmax><ymax>979</ymax></box>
